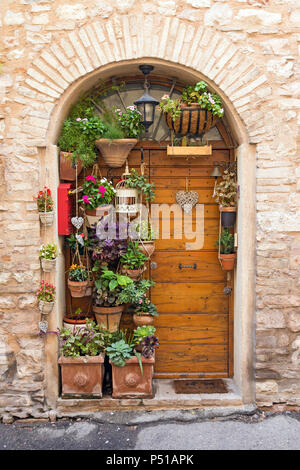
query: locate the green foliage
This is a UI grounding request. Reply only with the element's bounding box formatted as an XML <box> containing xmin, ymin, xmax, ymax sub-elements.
<box><xmin>39</xmin><ymin>243</ymin><xmax>57</xmax><ymax>260</ymax></box>
<box><xmin>125</xmin><ymin>169</ymin><xmax>155</xmax><ymax>202</ymax></box>
<box><xmin>68</xmin><ymin>264</ymin><xmax>89</xmax><ymax>282</ymax></box>
<box><xmin>58</xmin><ymin>319</ymin><xmax>106</xmax><ymax>357</ymax></box>
<box><xmin>132</xmin><ymin>325</ymin><xmax>156</xmax><ymax>345</ymax></box>
<box><xmin>93</xmin><ymin>268</ymin><xmax>133</xmax><ymax>307</ymax></box>
<box><xmin>118</xmin><ymin>279</ymin><xmax>155</xmax><ymax>305</ymax></box>
<box><xmin>159</xmin><ymin>95</ymin><xmax>181</xmax><ymax>122</ymax></box>
<box><xmin>216</xmin><ymin>228</ymin><xmax>234</xmax><ymax>254</ymax></box>
<box><xmin>214</xmin><ymin>170</ymin><xmax>237</xmax><ymax>207</ymax></box>
<box><xmin>131</xmin><ymin>220</ymin><xmax>157</xmax><ymax>241</ymax></box>
<box><xmin>78</xmin><ymin>175</ymin><xmax>116</xmax><ymax>210</ymax></box>
<box><xmin>101</xmin><ymin>120</ymin><xmax>125</xmax><ymax>140</ymax></box>
<box><xmin>134</xmin><ymin>298</ymin><xmax>158</xmax><ymax>317</ymax></box>
<box><xmin>120</xmin><ymin>241</ymin><xmax>148</xmax><ymax>270</ymax></box>
<box><xmin>116</xmin><ymin>105</ymin><xmax>144</xmax><ymax>138</ymax></box>
<box><xmin>36</xmin><ymin>281</ymin><xmax>56</xmax><ymax>302</ymax></box>
<box><xmin>106</xmin><ymin>339</ymin><xmax>133</xmax><ymax>367</ymax></box>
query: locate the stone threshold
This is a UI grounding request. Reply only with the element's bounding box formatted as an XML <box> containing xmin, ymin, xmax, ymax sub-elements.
<box><xmin>57</xmin><ymin>379</ymin><xmax>246</xmax><ymax>415</ymax></box>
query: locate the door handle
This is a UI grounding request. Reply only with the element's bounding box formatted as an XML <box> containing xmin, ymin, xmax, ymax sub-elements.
<box><xmin>178</xmin><ymin>263</ymin><xmax>197</xmax><ymax>270</ymax></box>
<box><xmin>150</xmin><ymin>261</ymin><xmax>157</xmax><ymax>269</ymax></box>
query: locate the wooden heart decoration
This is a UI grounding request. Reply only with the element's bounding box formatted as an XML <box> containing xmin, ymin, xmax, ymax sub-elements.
<box><xmin>71</xmin><ymin>216</ymin><xmax>84</xmax><ymax>230</ymax></box>
<box><xmin>176</xmin><ymin>190</ymin><xmax>199</xmax><ymax>214</ymax></box>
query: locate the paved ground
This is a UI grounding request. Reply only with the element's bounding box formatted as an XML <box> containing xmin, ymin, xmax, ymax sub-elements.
<box><xmin>1</xmin><ymin>412</ymin><xmax>300</xmax><ymax>450</ymax></box>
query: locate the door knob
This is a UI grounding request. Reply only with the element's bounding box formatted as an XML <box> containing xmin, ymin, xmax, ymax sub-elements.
<box><xmin>150</xmin><ymin>262</ymin><xmax>157</xmax><ymax>269</ymax></box>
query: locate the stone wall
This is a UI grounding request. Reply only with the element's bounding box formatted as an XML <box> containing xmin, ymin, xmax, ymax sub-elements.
<box><xmin>0</xmin><ymin>0</ymin><xmax>300</xmax><ymax>416</ymax></box>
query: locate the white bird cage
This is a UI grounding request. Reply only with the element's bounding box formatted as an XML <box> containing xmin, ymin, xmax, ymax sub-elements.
<box><xmin>115</xmin><ymin>181</ymin><xmax>140</xmax><ymax>214</ymax></box>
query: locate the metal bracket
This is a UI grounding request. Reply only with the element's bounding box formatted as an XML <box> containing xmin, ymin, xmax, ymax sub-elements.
<box><xmin>178</xmin><ymin>263</ymin><xmax>197</xmax><ymax>270</ymax></box>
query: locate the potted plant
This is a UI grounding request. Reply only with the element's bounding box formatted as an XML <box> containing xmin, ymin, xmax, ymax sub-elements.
<box><xmin>78</xmin><ymin>175</ymin><xmax>116</xmax><ymax>226</ymax></box>
<box><xmin>213</xmin><ymin>169</ymin><xmax>237</xmax><ymax>227</ymax></box>
<box><xmin>36</xmin><ymin>280</ymin><xmax>55</xmax><ymax>314</ymax></box>
<box><xmin>132</xmin><ymin>298</ymin><xmax>158</xmax><ymax>327</ymax></box>
<box><xmin>217</xmin><ymin>227</ymin><xmax>236</xmax><ymax>271</ymax></box>
<box><xmin>132</xmin><ymin>220</ymin><xmax>156</xmax><ymax>258</ymax></box>
<box><xmin>132</xmin><ymin>325</ymin><xmax>156</xmax><ymax>352</ymax></box>
<box><xmin>92</xmin><ymin>268</ymin><xmax>133</xmax><ymax>332</ymax></box>
<box><xmin>120</xmin><ymin>241</ymin><xmax>148</xmax><ymax>280</ymax></box>
<box><xmin>66</xmin><ymin>233</ymin><xmax>91</xmax><ymax>267</ymax></box>
<box><xmin>39</xmin><ymin>243</ymin><xmax>57</xmax><ymax>272</ymax></box>
<box><xmin>159</xmin><ymin>81</ymin><xmax>224</xmax><ymax>136</ymax></box>
<box><xmin>123</xmin><ymin>168</ymin><xmax>155</xmax><ymax>203</ymax></box>
<box><xmin>118</xmin><ymin>279</ymin><xmax>158</xmax><ymax>326</ymax></box>
<box><xmin>67</xmin><ymin>263</ymin><xmax>90</xmax><ymax>298</ymax></box>
<box><xmin>95</xmin><ymin>106</ymin><xmax>144</xmax><ymax>168</ymax></box>
<box><xmin>58</xmin><ymin>319</ymin><xmax>106</xmax><ymax>397</ymax></box>
<box><xmin>63</xmin><ymin>307</ymin><xmax>95</xmax><ymax>331</ymax></box>
<box><xmin>89</xmin><ymin>222</ymin><xmax>128</xmax><ymax>270</ymax></box>
<box><xmin>34</xmin><ymin>186</ymin><xmax>54</xmax><ymax>226</ymax></box>
<box><xmin>106</xmin><ymin>328</ymin><xmax>158</xmax><ymax>399</ymax></box>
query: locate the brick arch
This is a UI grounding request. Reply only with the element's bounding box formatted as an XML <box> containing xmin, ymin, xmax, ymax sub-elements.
<box><xmin>22</xmin><ymin>15</ymin><xmax>267</xmax><ymax>143</ymax></box>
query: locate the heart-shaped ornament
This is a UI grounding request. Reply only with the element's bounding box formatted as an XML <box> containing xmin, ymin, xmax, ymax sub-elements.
<box><xmin>75</xmin><ymin>233</ymin><xmax>84</xmax><ymax>246</ymax></box>
<box><xmin>176</xmin><ymin>191</ymin><xmax>199</xmax><ymax>214</ymax></box>
<box><xmin>38</xmin><ymin>321</ymin><xmax>48</xmax><ymax>334</ymax></box>
<box><xmin>71</xmin><ymin>217</ymin><xmax>84</xmax><ymax>230</ymax></box>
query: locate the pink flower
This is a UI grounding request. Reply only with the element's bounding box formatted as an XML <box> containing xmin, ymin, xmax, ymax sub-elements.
<box><xmin>98</xmin><ymin>186</ymin><xmax>107</xmax><ymax>194</ymax></box>
<box><xmin>138</xmin><ymin>299</ymin><xmax>142</xmax><ymax>304</ymax></box>
<box><xmin>86</xmin><ymin>175</ymin><xmax>97</xmax><ymax>183</ymax></box>
<box><xmin>76</xmin><ymin>118</ymin><xmax>81</xmax><ymax>122</ymax></box>
<box><xmin>82</xmin><ymin>195</ymin><xmax>90</xmax><ymax>204</ymax></box>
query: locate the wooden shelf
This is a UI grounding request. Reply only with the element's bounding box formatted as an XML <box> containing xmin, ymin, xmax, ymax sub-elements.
<box><xmin>167</xmin><ymin>145</ymin><xmax>212</xmax><ymax>157</ymax></box>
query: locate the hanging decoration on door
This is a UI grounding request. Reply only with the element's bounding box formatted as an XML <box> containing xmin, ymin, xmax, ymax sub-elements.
<box><xmin>176</xmin><ymin>177</ymin><xmax>198</xmax><ymax>214</ymax></box>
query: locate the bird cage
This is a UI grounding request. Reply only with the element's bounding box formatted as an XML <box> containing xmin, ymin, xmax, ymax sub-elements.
<box><xmin>115</xmin><ymin>180</ymin><xmax>140</xmax><ymax>214</ymax></box>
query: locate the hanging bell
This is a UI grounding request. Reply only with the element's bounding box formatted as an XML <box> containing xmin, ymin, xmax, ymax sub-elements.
<box><xmin>211</xmin><ymin>164</ymin><xmax>222</xmax><ymax>178</ymax></box>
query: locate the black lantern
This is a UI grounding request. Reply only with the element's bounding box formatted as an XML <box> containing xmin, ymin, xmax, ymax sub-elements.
<box><xmin>134</xmin><ymin>65</ymin><xmax>159</xmax><ymax>132</ymax></box>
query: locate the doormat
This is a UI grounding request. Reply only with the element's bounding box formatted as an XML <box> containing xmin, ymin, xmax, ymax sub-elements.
<box><xmin>173</xmin><ymin>379</ymin><xmax>227</xmax><ymax>394</ymax></box>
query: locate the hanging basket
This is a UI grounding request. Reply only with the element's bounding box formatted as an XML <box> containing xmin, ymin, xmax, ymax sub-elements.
<box><xmin>40</xmin><ymin>258</ymin><xmax>56</xmax><ymax>272</ymax></box>
<box><xmin>67</xmin><ymin>279</ymin><xmax>89</xmax><ymax>298</ymax></box>
<box><xmin>93</xmin><ymin>305</ymin><xmax>124</xmax><ymax>332</ymax></box>
<box><xmin>115</xmin><ymin>185</ymin><xmax>139</xmax><ymax>214</ymax></box>
<box><xmin>220</xmin><ymin>206</ymin><xmax>236</xmax><ymax>227</ymax></box>
<box><xmin>95</xmin><ymin>139</ymin><xmax>137</xmax><ymax>168</ymax></box>
<box><xmin>38</xmin><ymin>300</ymin><xmax>54</xmax><ymax>315</ymax></box>
<box><xmin>138</xmin><ymin>241</ymin><xmax>155</xmax><ymax>258</ymax></box>
<box><xmin>59</xmin><ymin>152</ymin><xmax>83</xmax><ymax>181</ymax></box>
<box><xmin>133</xmin><ymin>313</ymin><xmax>155</xmax><ymax>327</ymax></box>
<box><xmin>120</xmin><ymin>265</ymin><xmax>146</xmax><ymax>280</ymax></box>
<box><xmin>219</xmin><ymin>253</ymin><xmax>236</xmax><ymax>271</ymax></box>
<box><xmin>39</xmin><ymin>211</ymin><xmax>54</xmax><ymax>226</ymax></box>
<box><xmin>85</xmin><ymin>204</ymin><xmax>113</xmax><ymax>226</ymax></box>
<box><xmin>164</xmin><ymin>104</ymin><xmax>219</xmax><ymax>136</ymax></box>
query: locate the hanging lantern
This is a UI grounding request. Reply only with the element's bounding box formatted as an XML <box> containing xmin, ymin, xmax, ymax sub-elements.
<box><xmin>134</xmin><ymin>65</ymin><xmax>159</xmax><ymax>132</ymax></box>
<box><xmin>115</xmin><ymin>161</ymin><xmax>140</xmax><ymax>214</ymax></box>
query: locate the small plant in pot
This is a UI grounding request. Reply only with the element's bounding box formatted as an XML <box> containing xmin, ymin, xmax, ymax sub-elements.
<box><xmin>92</xmin><ymin>268</ymin><xmax>133</xmax><ymax>332</ymax></box>
<box><xmin>63</xmin><ymin>307</ymin><xmax>95</xmax><ymax>331</ymax></box>
<box><xmin>78</xmin><ymin>175</ymin><xmax>116</xmax><ymax>226</ymax></box>
<box><xmin>95</xmin><ymin>106</ymin><xmax>144</xmax><ymax>168</ymax></box>
<box><xmin>67</xmin><ymin>263</ymin><xmax>90</xmax><ymax>298</ymax></box>
<box><xmin>120</xmin><ymin>241</ymin><xmax>148</xmax><ymax>280</ymax></box>
<box><xmin>132</xmin><ymin>325</ymin><xmax>156</xmax><ymax>352</ymax></box>
<box><xmin>36</xmin><ymin>280</ymin><xmax>55</xmax><ymax>314</ymax></box>
<box><xmin>34</xmin><ymin>186</ymin><xmax>54</xmax><ymax>226</ymax></box>
<box><xmin>131</xmin><ymin>220</ymin><xmax>157</xmax><ymax>258</ymax></box>
<box><xmin>216</xmin><ymin>227</ymin><xmax>236</xmax><ymax>271</ymax></box>
<box><xmin>58</xmin><ymin>319</ymin><xmax>106</xmax><ymax>397</ymax></box>
<box><xmin>39</xmin><ymin>243</ymin><xmax>57</xmax><ymax>272</ymax></box>
<box><xmin>132</xmin><ymin>297</ymin><xmax>158</xmax><ymax>327</ymax></box>
<box><xmin>89</xmin><ymin>222</ymin><xmax>128</xmax><ymax>271</ymax></box>
<box><xmin>213</xmin><ymin>169</ymin><xmax>237</xmax><ymax>227</ymax></box>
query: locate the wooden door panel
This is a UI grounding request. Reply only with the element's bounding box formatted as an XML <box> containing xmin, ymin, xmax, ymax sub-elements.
<box><xmin>152</xmin><ymin>282</ymin><xmax>229</xmax><ymax>314</ymax></box>
<box><xmin>154</xmin><ymin>314</ymin><xmax>228</xmax><ymax>344</ymax></box>
<box><xmin>151</xmin><ymin>177</ymin><xmax>215</xmax><ymax>189</ymax></box>
<box><xmin>154</xmin><ymin>189</ymin><xmax>215</xmax><ymax>204</ymax></box>
<box><xmin>148</xmin><ymin>149</ymin><xmax>230</xmax><ymax>166</ymax></box>
<box><xmin>150</xmin><ymin>251</ymin><xmax>225</xmax><ymax>282</ymax></box>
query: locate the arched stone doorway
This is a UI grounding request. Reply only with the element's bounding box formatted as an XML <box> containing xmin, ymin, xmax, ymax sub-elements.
<box><xmin>40</xmin><ymin>57</ymin><xmax>256</xmax><ymax>410</ymax></box>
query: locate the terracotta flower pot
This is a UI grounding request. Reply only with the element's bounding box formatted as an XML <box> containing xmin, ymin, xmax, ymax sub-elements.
<box><xmin>39</xmin><ymin>211</ymin><xmax>54</xmax><ymax>226</ymax></box>
<box><xmin>67</xmin><ymin>279</ymin><xmax>89</xmax><ymax>298</ymax></box>
<box><xmin>93</xmin><ymin>305</ymin><xmax>124</xmax><ymax>332</ymax></box>
<box><xmin>59</xmin><ymin>151</ymin><xmax>83</xmax><ymax>181</ymax></box>
<box><xmin>85</xmin><ymin>205</ymin><xmax>113</xmax><ymax>226</ymax></box>
<box><xmin>38</xmin><ymin>300</ymin><xmax>54</xmax><ymax>315</ymax></box>
<box><xmin>219</xmin><ymin>253</ymin><xmax>236</xmax><ymax>271</ymax></box>
<box><xmin>120</xmin><ymin>266</ymin><xmax>146</xmax><ymax>280</ymax></box>
<box><xmin>95</xmin><ymin>138</ymin><xmax>137</xmax><ymax>168</ymax></box>
<box><xmin>110</xmin><ymin>355</ymin><xmax>155</xmax><ymax>399</ymax></box>
<box><xmin>40</xmin><ymin>258</ymin><xmax>56</xmax><ymax>272</ymax></box>
<box><xmin>220</xmin><ymin>206</ymin><xmax>236</xmax><ymax>227</ymax></box>
<box><xmin>58</xmin><ymin>354</ymin><xmax>105</xmax><ymax>397</ymax></box>
<box><xmin>164</xmin><ymin>104</ymin><xmax>219</xmax><ymax>136</ymax></box>
<box><xmin>63</xmin><ymin>314</ymin><xmax>95</xmax><ymax>331</ymax></box>
<box><xmin>138</xmin><ymin>241</ymin><xmax>155</xmax><ymax>258</ymax></box>
<box><xmin>133</xmin><ymin>313</ymin><xmax>155</xmax><ymax>327</ymax></box>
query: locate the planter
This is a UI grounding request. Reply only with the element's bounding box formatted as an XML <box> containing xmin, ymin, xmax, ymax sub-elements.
<box><xmin>133</xmin><ymin>313</ymin><xmax>155</xmax><ymax>327</ymax></box>
<box><xmin>38</xmin><ymin>300</ymin><xmax>54</xmax><ymax>315</ymax></box>
<box><xmin>93</xmin><ymin>305</ymin><xmax>124</xmax><ymax>332</ymax></box>
<box><xmin>95</xmin><ymin>138</ymin><xmax>137</xmax><ymax>168</ymax></box>
<box><xmin>138</xmin><ymin>241</ymin><xmax>155</xmax><ymax>258</ymax></box>
<box><xmin>58</xmin><ymin>354</ymin><xmax>105</xmax><ymax>397</ymax></box>
<box><xmin>59</xmin><ymin>151</ymin><xmax>83</xmax><ymax>181</ymax></box>
<box><xmin>219</xmin><ymin>253</ymin><xmax>236</xmax><ymax>271</ymax></box>
<box><xmin>120</xmin><ymin>266</ymin><xmax>146</xmax><ymax>280</ymax></box>
<box><xmin>67</xmin><ymin>279</ymin><xmax>89</xmax><ymax>298</ymax></box>
<box><xmin>115</xmin><ymin>187</ymin><xmax>139</xmax><ymax>214</ymax></box>
<box><xmin>220</xmin><ymin>206</ymin><xmax>236</xmax><ymax>227</ymax></box>
<box><xmin>110</xmin><ymin>355</ymin><xmax>155</xmax><ymax>399</ymax></box>
<box><xmin>63</xmin><ymin>314</ymin><xmax>95</xmax><ymax>331</ymax></box>
<box><xmin>164</xmin><ymin>104</ymin><xmax>219</xmax><ymax>136</ymax></box>
<box><xmin>40</xmin><ymin>258</ymin><xmax>56</xmax><ymax>272</ymax></box>
<box><xmin>85</xmin><ymin>204</ymin><xmax>113</xmax><ymax>226</ymax></box>
<box><xmin>39</xmin><ymin>211</ymin><xmax>54</xmax><ymax>226</ymax></box>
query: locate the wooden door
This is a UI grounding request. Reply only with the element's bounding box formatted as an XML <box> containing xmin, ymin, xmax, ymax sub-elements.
<box><xmin>147</xmin><ymin>143</ymin><xmax>233</xmax><ymax>379</ymax></box>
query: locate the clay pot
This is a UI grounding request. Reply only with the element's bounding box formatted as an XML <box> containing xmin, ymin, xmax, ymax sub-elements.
<box><xmin>38</xmin><ymin>300</ymin><xmax>54</xmax><ymax>315</ymax></box>
<box><xmin>110</xmin><ymin>355</ymin><xmax>155</xmax><ymax>398</ymax></box>
<box><xmin>63</xmin><ymin>314</ymin><xmax>95</xmax><ymax>331</ymax></box>
<box><xmin>219</xmin><ymin>253</ymin><xmax>236</xmax><ymax>271</ymax></box>
<box><xmin>40</xmin><ymin>258</ymin><xmax>56</xmax><ymax>272</ymax></box>
<box><xmin>59</xmin><ymin>152</ymin><xmax>83</xmax><ymax>181</ymax></box>
<box><xmin>120</xmin><ymin>266</ymin><xmax>146</xmax><ymax>280</ymax></box>
<box><xmin>58</xmin><ymin>354</ymin><xmax>105</xmax><ymax>397</ymax></box>
<box><xmin>85</xmin><ymin>205</ymin><xmax>113</xmax><ymax>226</ymax></box>
<box><xmin>95</xmin><ymin>138</ymin><xmax>137</xmax><ymax>168</ymax></box>
<box><xmin>133</xmin><ymin>313</ymin><xmax>154</xmax><ymax>327</ymax></box>
<box><xmin>220</xmin><ymin>206</ymin><xmax>236</xmax><ymax>227</ymax></box>
<box><xmin>164</xmin><ymin>104</ymin><xmax>219</xmax><ymax>136</ymax></box>
<box><xmin>138</xmin><ymin>241</ymin><xmax>155</xmax><ymax>258</ymax></box>
<box><xmin>39</xmin><ymin>211</ymin><xmax>54</xmax><ymax>226</ymax></box>
<box><xmin>93</xmin><ymin>305</ymin><xmax>124</xmax><ymax>332</ymax></box>
<box><xmin>67</xmin><ymin>279</ymin><xmax>89</xmax><ymax>298</ymax></box>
